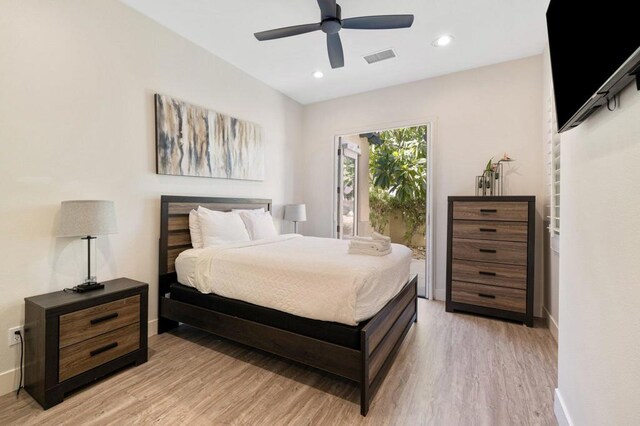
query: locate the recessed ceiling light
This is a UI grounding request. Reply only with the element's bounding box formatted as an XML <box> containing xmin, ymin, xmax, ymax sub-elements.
<box><xmin>433</xmin><ymin>34</ymin><xmax>453</xmax><ymax>47</ymax></box>
<box><xmin>312</xmin><ymin>70</ymin><xmax>324</xmax><ymax>79</ymax></box>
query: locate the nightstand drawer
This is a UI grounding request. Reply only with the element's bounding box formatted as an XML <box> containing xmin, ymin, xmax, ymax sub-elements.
<box><xmin>59</xmin><ymin>322</ymin><xmax>140</xmax><ymax>382</ymax></box>
<box><xmin>59</xmin><ymin>295</ymin><xmax>140</xmax><ymax>348</ymax></box>
<box><xmin>451</xmin><ymin>281</ymin><xmax>525</xmax><ymax>313</ymax></box>
<box><xmin>452</xmin><ymin>238</ymin><xmax>527</xmax><ymax>265</ymax></box>
<box><xmin>453</xmin><ymin>201</ymin><xmax>528</xmax><ymax>222</ymax></box>
<box><xmin>452</xmin><ymin>220</ymin><xmax>528</xmax><ymax>242</ymax></box>
<box><xmin>452</xmin><ymin>260</ymin><xmax>526</xmax><ymax>289</ymax></box>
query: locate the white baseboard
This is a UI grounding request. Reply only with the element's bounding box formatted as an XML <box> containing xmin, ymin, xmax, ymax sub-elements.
<box><xmin>544</xmin><ymin>307</ymin><xmax>559</xmax><ymax>343</ymax></box>
<box><xmin>554</xmin><ymin>388</ymin><xmax>573</xmax><ymax>426</ymax></box>
<box><xmin>434</xmin><ymin>288</ymin><xmax>446</xmax><ymax>301</ymax></box>
<box><xmin>0</xmin><ymin>366</ymin><xmax>19</xmax><ymax>399</ymax></box>
<box><xmin>148</xmin><ymin>318</ymin><xmax>158</xmax><ymax>338</ymax></box>
<box><xmin>0</xmin><ymin>318</ymin><xmax>160</xmax><ymax>398</ymax></box>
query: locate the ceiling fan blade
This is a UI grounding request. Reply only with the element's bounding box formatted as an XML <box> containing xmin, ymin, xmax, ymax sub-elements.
<box><xmin>317</xmin><ymin>0</ymin><xmax>337</xmax><ymax>18</ymax></box>
<box><xmin>327</xmin><ymin>33</ymin><xmax>344</xmax><ymax>69</ymax></box>
<box><xmin>342</xmin><ymin>14</ymin><xmax>414</xmax><ymax>30</ymax></box>
<box><xmin>254</xmin><ymin>23</ymin><xmax>321</xmax><ymax>41</ymax></box>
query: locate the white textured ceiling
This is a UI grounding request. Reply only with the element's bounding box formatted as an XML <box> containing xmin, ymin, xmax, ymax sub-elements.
<box><xmin>121</xmin><ymin>0</ymin><xmax>550</xmax><ymax>104</ymax></box>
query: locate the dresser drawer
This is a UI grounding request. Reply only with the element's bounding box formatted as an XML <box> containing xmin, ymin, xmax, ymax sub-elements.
<box><xmin>452</xmin><ymin>260</ymin><xmax>526</xmax><ymax>289</ymax></box>
<box><xmin>453</xmin><ymin>201</ymin><xmax>528</xmax><ymax>222</ymax></box>
<box><xmin>452</xmin><ymin>239</ymin><xmax>527</xmax><ymax>265</ymax></box>
<box><xmin>59</xmin><ymin>322</ymin><xmax>140</xmax><ymax>382</ymax></box>
<box><xmin>451</xmin><ymin>281</ymin><xmax>525</xmax><ymax>313</ymax></box>
<box><xmin>59</xmin><ymin>295</ymin><xmax>140</xmax><ymax>348</ymax></box>
<box><xmin>452</xmin><ymin>220</ymin><xmax>528</xmax><ymax>242</ymax></box>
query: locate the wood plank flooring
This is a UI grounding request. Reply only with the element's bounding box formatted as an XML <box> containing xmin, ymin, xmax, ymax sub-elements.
<box><xmin>0</xmin><ymin>300</ymin><xmax>558</xmax><ymax>425</ymax></box>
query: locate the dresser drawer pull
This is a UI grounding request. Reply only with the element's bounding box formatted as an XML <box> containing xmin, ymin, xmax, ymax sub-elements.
<box><xmin>479</xmin><ymin>248</ymin><xmax>497</xmax><ymax>253</ymax></box>
<box><xmin>90</xmin><ymin>312</ymin><xmax>119</xmax><ymax>325</ymax></box>
<box><xmin>90</xmin><ymin>342</ymin><xmax>118</xmax><ymax>357</ymax></box>
<box><xmin>479</xmin><ymin>228</ymin><xmax>497</xmax><ymax>232</ymax></box>
<box><xmin>478</xmin><ymin>271</ymin><xmax>497</xmax><ymax>276</ymax></box>
<box><xmin>479</xmin><ymin>209</ymin><xmax>498</xmax><ymax>213</ymax></box>
<box><xmin>478</xmin><ymin>293</ymin><xmax>496</xmax><ymax>299</ymax></box>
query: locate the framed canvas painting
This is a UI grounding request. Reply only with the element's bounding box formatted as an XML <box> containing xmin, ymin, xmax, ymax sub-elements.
<box><xmin>155</xmin><ymin>94</ymin><xmax>264</xmax><ymax>181</ymax></box>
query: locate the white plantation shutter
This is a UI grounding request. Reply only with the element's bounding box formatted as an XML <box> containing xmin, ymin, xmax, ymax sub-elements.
<box><xmin>551</xmin><ymin>133</ymin><xmax>560</xmax><ymax>234</ymax></box>
<box><xmin>545</xmin><ymin>95</ymin><xmax>560</xmax><ymax>236</ymax></box>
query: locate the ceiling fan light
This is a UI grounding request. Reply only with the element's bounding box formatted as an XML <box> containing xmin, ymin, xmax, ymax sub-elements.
<box><xmin>433</xmin><ymin>34</ymin><xmax>453</xmax><ymax>47</ymax></box>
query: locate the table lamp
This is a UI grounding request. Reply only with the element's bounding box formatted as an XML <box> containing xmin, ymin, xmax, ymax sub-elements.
<box><xmin>284</xmin><ymin>204</ymin><xmax>307</xmax><ymax>234</ymax></box>
<box><xmin>57</xmin><ymin>200</ymin><xmax>117</xmax><ymax>292</ymax></box>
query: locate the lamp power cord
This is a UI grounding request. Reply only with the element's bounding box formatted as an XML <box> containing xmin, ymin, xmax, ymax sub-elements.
<box><xmin>15</xmin><ymin>330</ymin><xmax>23</xmax><ymax>398</ymax></box>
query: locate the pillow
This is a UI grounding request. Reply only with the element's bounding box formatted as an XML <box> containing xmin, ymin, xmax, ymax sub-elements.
<box><xmin>197</xmin><ymin>207</ymin><xmax>250</xmax><ymax>246</ymax></box>
<box><xmin>231</xmin><ymin>208</ymin><xmax>265</xmax><ymax>214</ymax></box>
<box><xmin>238</xmin><ymin>210</ymin><xmax>277</xmax><ymax>240</ymax></box>
<box><xmin>188</xmin><ymin>209</ymin><xmax>204</xmax><ymax>249</ymax></box>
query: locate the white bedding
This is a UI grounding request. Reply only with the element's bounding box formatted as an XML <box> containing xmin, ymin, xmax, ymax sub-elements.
<box><xmin>175</xmin><ymin>234</ymin><xmax>412</xmax><ymax>325</ymax></box>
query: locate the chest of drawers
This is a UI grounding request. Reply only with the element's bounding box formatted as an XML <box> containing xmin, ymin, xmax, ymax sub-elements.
<box><xmin>446</xmin><ymin>196</ymin><xmax>535</xmax><ymax>326</ymax></box>
<box><xmin>24</xmin><ymin>278</ymin><xmax>148</xmax><ymax>409</ymax></box>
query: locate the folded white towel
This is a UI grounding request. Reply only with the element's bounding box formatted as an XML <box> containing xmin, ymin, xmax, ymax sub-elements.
<box><xmin>372</xmin><ymin>232</ymin><xmax>391</xmax><ymax>243</ymax></box>
<box><xmin>352</xmin><ymin>233</ymin><xmax>392</xmax><ymax>243</ymax></box>
<box><xmin>348</xmin><ymin>246</ymin><xmax>392</xmax><ymax>256</ymax></box>
<box><xmin>349</xmin><ymin>240</ymin><xmax>390</xmax><ymax>251</ymax></box>
<box><xmin>352</xmin><ymin>235</ymin><xmax>375</xmax><ymax>243</ymax></box>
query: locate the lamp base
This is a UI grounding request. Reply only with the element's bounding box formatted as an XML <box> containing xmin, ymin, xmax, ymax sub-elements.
<box><xmin>72</xmin><ymin>282</ymin><xmax>105</xmax><ymax>293</ymax></box>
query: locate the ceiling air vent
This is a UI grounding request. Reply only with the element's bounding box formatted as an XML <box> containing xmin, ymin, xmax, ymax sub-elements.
<box><xmin>363</xmin><ymin>49</ymin><xmax>396</xmax><ymax>64</ymax></box>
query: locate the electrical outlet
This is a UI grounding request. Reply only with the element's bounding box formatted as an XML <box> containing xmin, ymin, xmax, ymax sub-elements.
<box><xmin>8</xmin><ymin>326</ymin><xmax>24</xmax><ymax>347</ymax></box>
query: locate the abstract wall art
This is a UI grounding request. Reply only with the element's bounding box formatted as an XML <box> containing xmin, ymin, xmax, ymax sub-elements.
<box><xmin>155</xmin><ymin>94</ymin><xmax>264</xmax><ymax>181</ymax></box>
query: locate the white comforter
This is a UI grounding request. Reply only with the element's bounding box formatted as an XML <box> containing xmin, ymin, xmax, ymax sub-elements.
<box><xmin>176</xmin><ymin>234</ymin><xmax>412</xmax><ymax>325</ymax></box>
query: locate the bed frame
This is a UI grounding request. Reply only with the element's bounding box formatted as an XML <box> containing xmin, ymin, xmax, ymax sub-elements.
<box><xmin>157</xmin><ymin>195</ymin><xmax>417</xmax><ymax>416</ymax></box>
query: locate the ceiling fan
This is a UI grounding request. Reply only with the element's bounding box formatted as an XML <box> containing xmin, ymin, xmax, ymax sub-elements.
<box><xmin>254</xmin><ymin>0</ymin><xmax>414</xmax><ymax>69</ymax></box>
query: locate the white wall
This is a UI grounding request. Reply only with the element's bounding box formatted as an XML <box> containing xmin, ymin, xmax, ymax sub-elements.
<box><xmin>300</xmin><ymin>56</ymin><xmax>545</xmax><ymax>308</ymax></box>
<box><xmin>0</xmin><ymin>0</ymin><xmax>302</xmax><ymax>395</ymax></box>
<box><xmin>556</xmin><ymin>83</ymin><xmax>640</xmax><ymax>425</ymax></box>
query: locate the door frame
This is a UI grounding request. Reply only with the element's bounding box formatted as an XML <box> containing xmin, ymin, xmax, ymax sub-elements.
<box><xmin>332</xmin><ymin>119</ymin><xmax>435</xmax><ymax>300</ymax></box>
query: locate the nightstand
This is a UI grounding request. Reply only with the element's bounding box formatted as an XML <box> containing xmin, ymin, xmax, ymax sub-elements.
<box><xmin>24</xmin><ymin>278</ymin><xmax>148</xmax><ymax>409</ymax></box>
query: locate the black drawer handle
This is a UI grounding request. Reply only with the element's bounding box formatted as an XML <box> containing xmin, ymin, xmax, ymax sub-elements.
<box><xmin>479</xmin><ymin>248</ymin><xmax>497</xmax><ymax>253</ymax></box>
<box><xmin>90</xmin><ymin>312</ymin><xmax>119</xmax><ymax>325</ymax></box>
<box><xmin>479</xmin><ymin>228</ymin><xmax>497</xmax><ymax>232</ymax></box>
<box><xmin>480</xmin><ymin>209</ymin><xmax>498</xmax><ymax>213</ymax></box>
<box><xmin>478</xmin><ymin>293</ymin><xmax>496</xmax><ymax>299</ymax></box>
<box><xmin>90</xmin><ymin>342</ymin><xmax>118</xmax><ymax>357</ymax></box>
<box><xmin>479</xmin><ymin>271</ymin><xmax>497</xmax><ymax>276</ymax></box>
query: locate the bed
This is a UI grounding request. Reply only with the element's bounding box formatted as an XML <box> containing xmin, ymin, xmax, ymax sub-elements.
<box><xmin>157</xmin><ymin>195</ymin><xmax>417</xmax><ymax>416</ymax></box>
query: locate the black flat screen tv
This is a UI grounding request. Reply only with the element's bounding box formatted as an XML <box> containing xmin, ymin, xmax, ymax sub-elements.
<box><xmin>546</xmin><ymin>1</ymin><xmax>640</xmax><ymax>132</ymax></box>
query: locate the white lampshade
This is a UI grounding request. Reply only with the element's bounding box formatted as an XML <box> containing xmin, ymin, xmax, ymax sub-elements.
<box><xmin>284</xmin><ymin>204</ymin><xmax>307</xmax><ymax>222</ymax></box>
<box><xmin>57</xmin><ymin>200</ymin><xmax>118</xmax><ymax>237</ymax></box>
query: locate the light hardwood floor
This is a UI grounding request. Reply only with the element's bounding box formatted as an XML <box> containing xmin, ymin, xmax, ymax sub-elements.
<box><xmin>0</xmin><ymin>300</ymin><xmax>557</xmax><ymax>425</ymax></box>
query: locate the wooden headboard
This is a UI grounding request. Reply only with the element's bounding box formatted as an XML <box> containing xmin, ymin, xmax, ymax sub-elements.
<box><xmin>159</xmin><ymin>195</ymin><xmax>272</xmax><ymax>284</ymax></box>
